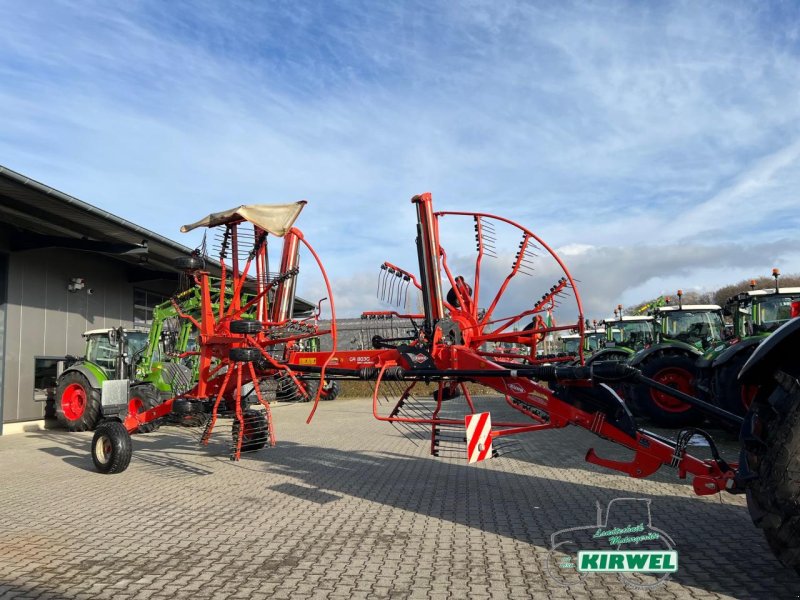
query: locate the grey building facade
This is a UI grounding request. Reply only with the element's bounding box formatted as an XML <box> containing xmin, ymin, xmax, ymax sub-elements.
<box><xmin>0</xmin><ymin>166</ymin><xmax>207</xmax><ymax>431</ymax></box>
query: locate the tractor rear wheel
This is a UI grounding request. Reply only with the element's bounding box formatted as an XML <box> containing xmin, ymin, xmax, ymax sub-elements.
<box><xmin>633</xmin><ymin>354</ymin><xmax>703</xmax><ymax>427</ymax></box>
<box><xmin>55</xmin><ymin>371</ymin><xmax>101</xmax><ymax>432</ymax></box>
<box><xmin>128</xmin><ymin>385</ymin><xmax>162</xmax><ymax>434</ymax></box>
<box><xmin>743</xmin><ymin>378</ymin><xmax>800</xmax><ymax>574</ymax></box>
<box><xmin>716</xmin><ymin>351</ymin><xmax>758</xmax><ymax>417</ymax></box>
<box><xmin>91</xmin><ymin>421</ymin><xmax>133</xmax><ymax>474</ymax></box>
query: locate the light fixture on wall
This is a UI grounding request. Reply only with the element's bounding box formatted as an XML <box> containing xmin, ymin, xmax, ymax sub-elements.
<box><xmin>67</xmin><ymin>277</ymin><xmax>86</xmax><ymax>293</ymax></box>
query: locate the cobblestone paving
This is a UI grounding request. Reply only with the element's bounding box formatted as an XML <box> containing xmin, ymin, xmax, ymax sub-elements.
<box><xmin>1</xmin><ymin>396</ymin><xmax>799</xmax><ymax>600</ymax></box>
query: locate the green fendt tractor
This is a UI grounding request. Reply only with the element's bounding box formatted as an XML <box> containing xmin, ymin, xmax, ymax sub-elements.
<box><xmin>588</xmin><ymin>306</ymin><xmax>655</xmax><ymax>364</ymax></box>
<box><xmin>54</xmin><ymin>289</ymin><xmax>200</xmax><ymax>432</ymax></box>
<box><xmin>559</xmin><ymin>322</ymin><xmax>605</xmax><ymax>360</ymax></box>
<box><xmin>697</xmin><ymin>271</ymin><xmax>800</xmax><ymax>417</ymax></box>
<box><xmin>624</xmin><ymin>291</ymin><xmax>726</xmax><ymax>427</ymax></box>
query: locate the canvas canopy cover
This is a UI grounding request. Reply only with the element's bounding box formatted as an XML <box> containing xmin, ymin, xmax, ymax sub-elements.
<box><xmin>181</xmin><ymin>201</ymin><xmax>307</xmax><ymax>237</ymax></box>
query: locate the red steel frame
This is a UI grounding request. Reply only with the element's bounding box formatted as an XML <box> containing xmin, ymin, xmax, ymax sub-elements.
<box><xmin>123</xmin><ymin>218</ymin><xmax>337</xmax><ymax>459</ymax></box>
<box><xmin>288</xmin><ymin>193</ymin><xmax>736</xmax><ymax>496</ymax></box>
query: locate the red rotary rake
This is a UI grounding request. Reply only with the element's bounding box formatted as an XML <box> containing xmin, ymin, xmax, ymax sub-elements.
<box><xmin>89</xmin><ymin>192</ymin><xmax>800</xmax><ymax>573</ymax></box>
<box><xmin>91</xmin><ymin>201</ymin><xmax>336</xmax><ymax>469</ymax></box>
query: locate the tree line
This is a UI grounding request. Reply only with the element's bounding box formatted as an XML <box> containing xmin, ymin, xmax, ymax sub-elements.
<box><xmin>625</xmin><ymin>273</ymin><xmax>800</xmax><ymax>315</ymax></box>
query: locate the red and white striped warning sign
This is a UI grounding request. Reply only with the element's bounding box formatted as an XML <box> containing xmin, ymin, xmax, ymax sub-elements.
<box><xmin>465</xmin><ymin>412</ymin><xmax>493</xmax><ymax>464</ymax></box>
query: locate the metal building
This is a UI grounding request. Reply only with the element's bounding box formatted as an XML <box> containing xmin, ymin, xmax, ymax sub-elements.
<box><xmin>0</xmin><ymin>165</ymin><xmax>311</xmax><ymax>433</ymax></box>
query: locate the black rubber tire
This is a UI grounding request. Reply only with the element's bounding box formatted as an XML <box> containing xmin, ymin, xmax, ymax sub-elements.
<box><xmin>743</xmin><ymin>375</ymin><xmax>800</xmax><ymax>574</ymax></box>
<box><xmin>173</xmin><ymin>255</ymin><xmax>204</xmax><ymax>270</ymax></box>
<box><xmin>232</xmin><ymin>410</ymin><xmax>268</xmax><ymax>452</ymax></box>
<box><xmin>715</xmin><ymin>350</ymin><xmax>758</xmax><ymax>417</ymax></box>
<box><xmin>229</xmin><ymin>347</ymin><xmax>261</xmax><ymax>362</ymax></box>
<box><xmin>128</xmin><ymin>385</ymin><xmax>162</xmax><ymax>434</ymax></box>
<box><xmin>230</xmin><ymin>319</ymin><xmax>263</xmax><ymax>334</ymax></box>
<box><xmin>446</xmin><ymin>282</ymin><xmax>472</xmax><ymax>308</ymax></box>
<box><xmin>55</xmin><ymin>371</ymin><xmax>101</xmax><ymax>432</ymax></box>
<box><xmin>91</xmin><ymin>421</ymin><xmax>133</xmax><ymax>474</ymax></box>
<box><xmin>432</xmin><ymin>385</ymin><xmax>461</xmax><ymax>403</ymax></box>
<box><xmin>631</xmin><ymin>353</ymin><xmax>703</xmax><ymax>428</ymax></box>
<box><xmin>320</xmin><ymin>380</ymin><xmax>339</xmax><ymax>401</ymax></box>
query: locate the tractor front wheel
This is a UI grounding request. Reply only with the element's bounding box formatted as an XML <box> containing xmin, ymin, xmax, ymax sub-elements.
<box><xmin>128</xmin><ymin>385</ymin><xmax>162</xmax><ymax>434</ymax></box>
<box><xmin>55</xmin><ymin>372</ymin><xmax>101</xmax><ymax>432</ymax></box>
<box><xmin>634</xmin><ymin>354</ymin><xmax>703</xmax><ymax>428</ymax></box>
<box><xmin>91</xmin><ymin>421</ymin><xmax>133</xmax><ymax>474</ymax></box>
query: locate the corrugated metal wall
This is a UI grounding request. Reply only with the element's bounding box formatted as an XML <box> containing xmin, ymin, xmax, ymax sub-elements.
<box><xmin>2</xmin><ymin>248</ymin><xmax>134</xmax><ymax>423</ymax></box>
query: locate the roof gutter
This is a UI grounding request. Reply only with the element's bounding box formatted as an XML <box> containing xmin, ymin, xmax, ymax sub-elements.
<box><xmin>0</xmin><ymin>164</ymin><xmax>196</xmax><ymax>256</ymax></box>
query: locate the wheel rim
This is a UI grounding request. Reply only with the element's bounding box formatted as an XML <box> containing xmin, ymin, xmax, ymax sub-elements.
<box><xmin>94</xmin><ymin>435</ymin><xmax>112</xmax><ymax>465</ymax></box>
<box><xmin>61</xmin><ymin>383</ymin><xmax>87</xmax><ymax>420</ymax></box>
<box><xmin>650</xmin><ymin>366</ymin><xmax>694</xmax><ymax>413</ymax></box>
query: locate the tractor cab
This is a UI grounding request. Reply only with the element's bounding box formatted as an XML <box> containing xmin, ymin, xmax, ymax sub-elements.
<box><xmin>82</xmin><ymin>328</ymin><xmax>149</xmax><ymax>379</ymax></box>
<box><xmin>560</xmin><ymin>328</ymin><xmax>605</xmax><ymax>356</ymax></box>
<box><xmin>601</xmin><ymin>315</ymin><xmax>654</xmax><ymax>352</ymax></box>
<box><xmin>651</xmin><ymin>305</ymin><xmax>725</xmax><ymax>351</ymax></box>
<box><xmin>725</xmin><ymin>287</ymin><xmax>800</xmax><ymax>340</ymax></box>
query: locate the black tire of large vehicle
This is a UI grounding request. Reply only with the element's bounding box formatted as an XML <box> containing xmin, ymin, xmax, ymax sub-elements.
<box><xmin>55</xmin><ymin>371</ymin><xmax>101</xmax><ymax>432</ymax></box>
<box><xmin>744</xmin><ymin>383</ymin><xmax>800</xmax><ymax>574</ymax></box>
<box><xmin>232</xmin><ymin>410</ymin><xmax>268</xmax><ymax>452</ymax></box>
<box><xmin>91</xmin><ymin>421</ymin><xmax>133</xmax><ymax>474</ymax></box>
<box><xmin>229</xmin><ymin>347</ymin><xmax>261</xmax><ymax>362</ymax></box>
<box><xmin>633</xmin><ymin>353</ymin><xmax>703</xmax><ymax>428</ymax></box>
<box><xmin>321</xmin><ymin>380</ymin><xmax>340</xmax><ymax>401</ymax></box>
<box><xmin>128</xmin><ymin>385</ymin><xmax>162</xmax><ymax>434</ymax></box>
<box><xmin>715</xmin><ymin>350</ymin><xmax>757</xmax><ymax>417</ymax></box>
<box><xmin>230</xmin><ymin>319</ymin><xmax>263</xmax><ymax>334</ymax></box>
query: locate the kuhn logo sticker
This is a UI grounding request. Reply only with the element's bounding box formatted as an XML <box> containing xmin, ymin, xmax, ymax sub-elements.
<box><xmin>507</xmin><ymin>383</ymin><xmax>526</xmax><ymax>394</ymax></box>
<box><xmin>412</xmin><ymin>353</ymin><xmax>428</xmax><ymax>364</ymax></box>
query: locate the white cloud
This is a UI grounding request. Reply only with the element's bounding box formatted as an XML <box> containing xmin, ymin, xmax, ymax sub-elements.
<box><xmin>1</xmin><ymin>1</ymin><xmax>800</xmax><ymax>321</ymax></box>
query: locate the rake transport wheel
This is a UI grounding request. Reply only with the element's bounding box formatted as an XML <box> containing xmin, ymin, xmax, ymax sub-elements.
<box><xmin>232</xmin><ymin>410</ymin><xmax>269</xmax><ymax>452</ymax></box>
<box><xmin>230</xmin><ymin>319</ymin><xmax>264</xmax><ymax>334</ymax></box>
<box><xmin>743</xmin><ymin>381</ymin><xmax>800</xmax><ymax>574</ymax></box>
<box><xmin>128</xmin><ymin>384</ymin><xmax>161</xmax><ymax>434</ymax></box>
<box><xmin>55</xmin><ymin>371</ymin><xmax>101</xmax><ymax>432</ymax></box>
<box><xmin>91</xmin><ymin>421</ymin><xmax>133</xmax><ymax>474</ymax></box>
<box><xmin>633</xmin><ymin>353</ymin><xmax>703</xmax><ymax>427</ymax></box>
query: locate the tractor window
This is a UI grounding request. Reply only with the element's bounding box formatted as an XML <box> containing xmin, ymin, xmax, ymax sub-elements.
<box><xmin>85</xmin><ymin>336</ymin><xmax>118</xmax><ymax>374</ymax></box>
<box><xmin>127</xmin><ymin>332</ymin><xmax>150</xmax><ymax>363</ymax></box>
<box><xmin>663</xmin><ymin>311</ymin><xmax>724</xmax><ymax>348</ymax></box>
<box><xmin>754</xmin><ymin>297</ymin><xmax>794</xmax><ymax>334</ymax></box>
<box><xmin>585</xmin><ymin>334</ymin><xmax>603</xmax><ymax>351</ymax></box>
<box><xmin>562</xmin><ymin>338</ymin><xmax>580</xmax><ymax>354</ymax></box>
<box><xmin>620</xmin><ymin>321</ymin><xmax>654</xmax><ymax>348</ymax></box>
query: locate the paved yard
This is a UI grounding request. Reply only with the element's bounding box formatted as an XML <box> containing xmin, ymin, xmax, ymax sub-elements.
<box><xmin>1</xmin><ymin>396</ymin><xmax>799</xmax><ymax>600</ymax></box>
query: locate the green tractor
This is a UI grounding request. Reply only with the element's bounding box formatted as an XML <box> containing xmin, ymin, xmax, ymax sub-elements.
<box><xmin>624</xmin><ymin>291</ymin><xmax>726</xmax><ymax>427</ymax></box>
<box><xmin>698</xmin><ymin>271</ymin><xmax>800</xmax><ymax>417</ymax></box>
<box><xmin>559</xmin><ymin>322</ymin><xmax>605</xmax><ymax>360</ymax></box>
<box><xmin>588</xmin><ymin>306</ymin><xmax>655</xmax><ymax>364</ymax></box>
<box><xmin>54</xmin><ymin>289</ymin><xmax>201</xmax><ymax>432</ymax></box>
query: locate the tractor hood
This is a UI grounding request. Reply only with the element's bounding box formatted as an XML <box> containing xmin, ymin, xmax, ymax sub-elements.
<box><xmin>180</xmin><ymin>201</ymin><xmax>307</xmax><ymax>236</ymax></box>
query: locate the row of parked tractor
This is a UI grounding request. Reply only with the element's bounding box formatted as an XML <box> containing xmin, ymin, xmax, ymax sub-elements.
<box><xmin>558</xmin><ymin>271</ymin><xmax>799</xmax><ymax>428</ymax></box>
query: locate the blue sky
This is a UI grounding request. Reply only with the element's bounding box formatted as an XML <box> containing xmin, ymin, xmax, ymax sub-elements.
<box><xmin>2</xmin><ymin>0</ymin><xmax>800</xmax><ymax>319</ymax></box>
